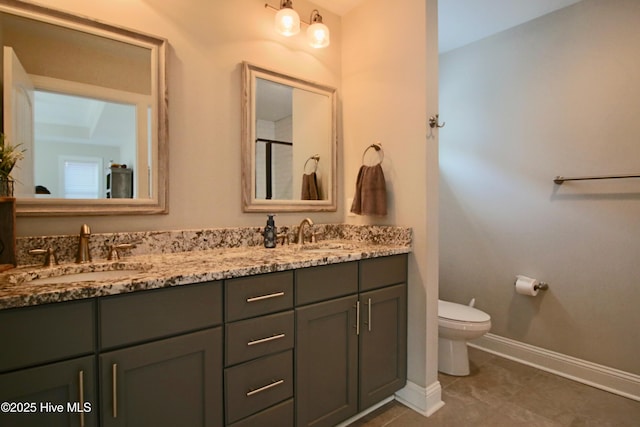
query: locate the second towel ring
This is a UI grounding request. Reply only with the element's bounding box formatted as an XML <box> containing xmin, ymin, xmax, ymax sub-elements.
<box><xmin>361</xmin><ymin>143</ymin><xmax>384</xmax><ymax>166</ymax></box>
<box><xmin>304</xmin><ymin>155</ymin><xmax>320</xmax><ymax>174</ymax></box>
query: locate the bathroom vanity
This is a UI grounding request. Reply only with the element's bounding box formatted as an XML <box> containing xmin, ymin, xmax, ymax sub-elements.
<box><xmin>0</xmin><ymin>225</ymin><xmax>410</xmax><ymax>427</ymax></box>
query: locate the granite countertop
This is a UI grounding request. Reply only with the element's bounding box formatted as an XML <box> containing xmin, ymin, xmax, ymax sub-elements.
<box><xmin>0</xmin><ymin>240</ymin><xmax>411</xmax><ymax>310</ymax></box>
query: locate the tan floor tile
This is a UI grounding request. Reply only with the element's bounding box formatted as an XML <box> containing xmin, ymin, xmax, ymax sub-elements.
<box><xmin>349</xmin><ymin>401</ymin><xmax>410</xmax><ymax>427</ymax></box>
<box><xmin>351</xmin><ymin>349</ymin><xmax>640</xmax><ymax>427</ymax></box>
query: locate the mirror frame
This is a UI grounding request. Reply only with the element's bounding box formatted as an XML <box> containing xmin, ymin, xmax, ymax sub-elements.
<box><xmin>241</xmin><ymin>62</ymin><xmax>337</xmax><ymax>212</ymax></box>
<box><xmin>1</xmin><ymin>0</ymin><xmax>169</xmax><ymax>216</ymax></box>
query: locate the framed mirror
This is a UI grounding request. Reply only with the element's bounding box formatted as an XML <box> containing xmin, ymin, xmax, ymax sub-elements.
<box><xmin>0</xmin><ymin>0</ymin><xmax>168</xmax><ymax>216</ymax></box>
<box><xmin>241</xmin><ymin>62</ymin><xmax>337</xmax><ymax>212</ymax></box>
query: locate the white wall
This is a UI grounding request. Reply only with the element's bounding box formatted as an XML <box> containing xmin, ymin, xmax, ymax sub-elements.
<box><xmin>16</xmin><ymin>0</ymin><xmax>343</xmax><ymax>235</ymax></box>
<box><xmin>343</xmin><ymin>0</ymin><xmax>441</xmax><ymax>414</ymax></box>
<box><xmin>440</xmin><ymin>0</ymin><xmax>640</xmax><ymax>375</ymax></box>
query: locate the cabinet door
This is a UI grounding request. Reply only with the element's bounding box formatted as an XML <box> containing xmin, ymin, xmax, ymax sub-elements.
<box><xmin>0</xmin><ymin>355</ymin><xmax>96</xmax><ymax>427</ymax></box>
<box><xmin>359</xmin><ymin>284</ymin><xmax>407</xmax><ymax>409</ymax></box>
<box><xmin>100</xmin><ymin>327</ymin><xmax>222</xmax><ymax>427</ymax></box>
<box><xmin>295</xmin><ymin>295</ymin><xmax>358</xmax><ymax>427</ymax></box>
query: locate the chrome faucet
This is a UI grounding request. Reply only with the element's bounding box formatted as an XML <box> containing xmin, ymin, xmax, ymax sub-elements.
<box><xmin>296</xmin><ymin>218</ymin><xmax>316</xmax><ymax>245</ymax></box>
<box><xmin>76</xmin><ymin>224</ymin><xmax>92</xmax><ymax>263</ymax></box>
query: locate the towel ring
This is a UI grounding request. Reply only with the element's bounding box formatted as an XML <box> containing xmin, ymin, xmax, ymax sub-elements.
<box><xmin>361</xmin><ymin>143</ymin><xmax>384</xmax><ymax>166</ymax></box>
<box><xmin>304</xmin><ymin>155</ymin><xmax>320</xmax><ymax>174</ymax></box>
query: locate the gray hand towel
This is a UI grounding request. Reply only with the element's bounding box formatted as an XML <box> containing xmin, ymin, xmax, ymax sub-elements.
<box><xmin>350</xmin><ymin>164</ymin><xmax>387</xmax><ymax>216</ymax></box>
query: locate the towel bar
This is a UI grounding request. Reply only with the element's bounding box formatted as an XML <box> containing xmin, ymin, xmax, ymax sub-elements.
<box><xmin>304</xmin><ymin>155</ymin><xmax>320</xmax><ymax>174</ymax></box>
<box><xmin>361</xmin><ymin>143</ymin><xmax>384</xmax><ymax>165</ymax></box>
<box><xmin>553</xmin><ymin>174</ymin><xmax>640</xmax><ymax>185</ymax></box>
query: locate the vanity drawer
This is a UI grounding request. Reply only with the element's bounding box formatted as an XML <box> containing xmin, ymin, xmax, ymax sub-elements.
<box><xmin>359</xmin><ymin>254</ymin><xmax>408</xmax><ymax>291</ymax></box>
<box><xmin>228</xmin><ymin>398</ymin><xmax>293</xmax><ymax>427</ymax></box>
<box><xmin>225</xmin><ymin>350</ymin><xmax>293</xmax><ymax>424</ymax></box>
<box><xmin>0</xmin><ymin>300</ymin><xmax>95</xmax><ymax>372</ymax></box>
<box><xmin>295</xmin><ymin>262</ymin><xmax>358</xmax><ymax>305</ymax></box>
<box><xmin>225</xmin><ymin>271</ymin><xmax>293</xmax><ymax>322</ymax></box>
<box><xmin>226</xmin><ymin>310</ymin><xmax>294</xmax><ymax>366</ymax></box>
<box><xmin>100</xmin><ymin>281</ymin><xmax>222</xmax><ymax>349</ymax></box>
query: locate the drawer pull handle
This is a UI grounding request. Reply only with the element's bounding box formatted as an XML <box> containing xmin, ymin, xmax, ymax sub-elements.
<box><xmin>355</xmin><ymin>300</ymin><xmax>361</xmax><ymax>335</ymax></box>
<box><xmin>78</xmin><ymin>370</ymin><xmax>85</xmax><ymax>427</ymax></box>
<box><xmin>247</xmin><ymin>333</ymin><xmax>286</xmax><ymax>346</ymax></box>
<box><xmin>368</xmin><ymin>298</ymin><xmax>372</xmax><ymax>332</ymax></box>
<box><xmin>112</xmin><ymin>363</ymin><xmax>118</xmax><ymax>418</ymax></box>
<box><xmin>246</xmin><ymin>291</ymin><xmax>285</xmax><ymax>303</ymax></box>
<box><xmin>247</xmin><ymin>379</ymin><xmax>285</xmax><ymax>397</ymax></box>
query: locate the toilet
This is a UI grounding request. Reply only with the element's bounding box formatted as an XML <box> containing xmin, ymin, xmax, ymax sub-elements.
<box><xmin>438</xmin><ymin>299</ymin><xmax>491</xmax><ymax>376</ymax></box>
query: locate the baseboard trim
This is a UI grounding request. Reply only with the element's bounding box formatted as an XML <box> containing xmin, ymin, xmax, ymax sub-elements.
<box><xmin>394</xmin><ymin>380</ymin><xmax>445</xmax><ymax>417</ymax></box>
<box><xmin>470</xmin><ymin>333</ymin><xmax>640</xmax><ymax>402</ymax></box>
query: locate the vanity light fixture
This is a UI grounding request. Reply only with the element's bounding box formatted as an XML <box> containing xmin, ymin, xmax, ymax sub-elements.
<box><xmin>275</xmin><ymin>0</ymin><xmax>300</xmax><ymax>36</ymax></box>
<box><xmin>307</xmin><ymin>10</ymin><xmax>330</xmax><ymax>48</ymax></box>
<box><xmin>266</xmin><ymin>2</ymin><xmax>331</xmax><ymax>48</ymax></box>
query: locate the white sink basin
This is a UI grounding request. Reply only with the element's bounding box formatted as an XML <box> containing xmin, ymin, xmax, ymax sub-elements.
<box><xmin>28</xmin><ymin>269</ymin><xmax>145</xmax><ymax>285</ymax></box>
<box><xmin>3</xmin><ymin>261</ymin><xmax>154</xmax><ymax>286</ymax></box>
<box><xmin>298</xmin><ymin>242</ymin><xmax>359</xmax><ymax>254</ymax></box>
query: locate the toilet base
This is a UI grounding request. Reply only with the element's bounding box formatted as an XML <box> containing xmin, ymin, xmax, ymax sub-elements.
<box><xmin>438</xmin><ymin>337</ymin><xmax>470</xmax><ymax>376</ymax></box>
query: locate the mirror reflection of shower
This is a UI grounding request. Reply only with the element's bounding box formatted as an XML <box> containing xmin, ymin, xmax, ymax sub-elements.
<box><xmin>255</xmin><ymin>78</ymin><xmax>293</xmax><ymax>200</ymax></box>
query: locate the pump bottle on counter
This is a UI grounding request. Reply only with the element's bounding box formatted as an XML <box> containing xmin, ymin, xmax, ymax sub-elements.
<box><xmin>263</xmin><ymin>214</ymin><xmax>276</xmax><ymax>248</ymax></box>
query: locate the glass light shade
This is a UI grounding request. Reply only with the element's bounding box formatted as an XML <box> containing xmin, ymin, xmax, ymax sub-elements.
<box><xmin>275</xmin><ymin>7</ymin><xmax>300</xmax><ymax>36</ymax></box>
<box><xmin>307</xmin><ymin>22</ymin><xmax>330</xmax><ymax>48</ymax></box>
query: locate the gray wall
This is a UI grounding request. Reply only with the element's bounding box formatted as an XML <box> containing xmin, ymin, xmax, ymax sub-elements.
<box><xmin>439</xmin><ymin>0</ymin><xmax>640</xmax><ymax>375</ymax></box>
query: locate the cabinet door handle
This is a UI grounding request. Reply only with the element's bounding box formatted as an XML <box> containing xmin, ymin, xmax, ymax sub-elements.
<box><xmin>368</xmin><ymin>298</ymin><xmax>372</xmax><ymax>332</ymax></box>
<box><xmin>247</xmin><ymin>333</ymin><xmax>285</xmax><ymax>346</ymax></box>
<box><xmin>112</xmin><ymin>363</ymin><xmax>118</xmax><ymax>418</ymax></box>
<box><xmin>78</xmin><ymin>370</ymin><xmax>85</xmax><ymax>427</ymax></box>
<box><xmin>246</xmin><ymin>379</ymin><xmax>284</xmax><ymax>397</ymax></box>
<box><xmin>355</xmin><ymin>301</ymin><xmax>360</xmax><ymax>335</ymax></box>
<box><xmin>246</xmin><ymin>291</ymin><xmax>285</xmax><ymax>303</ymax></box>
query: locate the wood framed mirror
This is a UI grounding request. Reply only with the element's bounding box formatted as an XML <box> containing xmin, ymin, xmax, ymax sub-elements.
<box><xmin>0</xmin><ymin>0</ymin><xmax>168</xmax><ymax>216</ymax></box>
<box><xmin>241</xmin><ymin>62</ymin><xmax>337</xmax><ymax>212</ymax></box>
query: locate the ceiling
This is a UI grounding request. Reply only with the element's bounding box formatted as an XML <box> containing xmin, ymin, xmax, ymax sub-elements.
<box><xmin>310</xmin><ymin>0</ymin><xmax>582</xmax><ymax>52</ymax></box>
<box><xmin>437</xmin><ymin>0</ymin><xmax>582</xmax><ymax>52</ymax></box>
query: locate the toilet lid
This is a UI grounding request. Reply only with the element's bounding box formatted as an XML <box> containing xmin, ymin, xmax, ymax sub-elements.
<box><xmin>438</xmin><ymin>300</ymin><xmax>490</xmax><ymax>322</ymax></box>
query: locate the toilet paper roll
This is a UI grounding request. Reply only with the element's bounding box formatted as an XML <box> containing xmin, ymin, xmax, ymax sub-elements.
<box><xmin>515</xmin><ymin>275</ymin><xmax>539</xmax><ymax>296</ymax></box>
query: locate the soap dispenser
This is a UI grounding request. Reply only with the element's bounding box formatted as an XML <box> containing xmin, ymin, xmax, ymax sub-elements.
<box><xmin>263</xmin><ymin>214</ymin><xmax>277</xmax><ymax>248</ymax></box>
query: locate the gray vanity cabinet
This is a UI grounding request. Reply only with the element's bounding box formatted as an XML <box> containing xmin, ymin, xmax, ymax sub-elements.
<box><xmin>0</xmin><ymin>355</ymin><xmax>96</xmax><ymax>427</ymax></box>
<box><xmin>295</xmin><ymin>294</ymin><xmax>359</xmax><ymax>427</ymax></box>
<box><xmin>224</xmin><ymin>272</ymin><xmax>295</xmax><ymax>427</ymax></box>
<box><xmin>100</xmin><ymin>328</ymin><xmax>222</xmax><ymax>427</ymax></box>
<box><xmin>99</xmin><ymin>281</ymin><xmax>224</xmax><ymax>427</ymax></box>
<box><xmin>358</xmin><ymin>284</ymin><xmax>407</xmax><ymax>409</ymax></box>
<box><xmin>0</xmin><ymin>299</ymin><xmax>97</xmax><ymax>427</ymax></box>
<box><xmin>295</xmin><ymin>255</ymin><xmax>408</xmax><ymax>427</ymax></box>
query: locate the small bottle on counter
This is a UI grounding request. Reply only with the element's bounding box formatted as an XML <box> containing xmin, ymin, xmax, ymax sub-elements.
<box><xmin>263</xmin><ymin>214</ymin><xmax>277</xmax><ymax>248</ymax></box>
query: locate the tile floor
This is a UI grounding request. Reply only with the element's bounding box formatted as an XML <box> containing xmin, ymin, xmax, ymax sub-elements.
<box><xmin>350</xmin><ymin>347</ymin><xmax>640</xmax><ymax>427</ymax></box>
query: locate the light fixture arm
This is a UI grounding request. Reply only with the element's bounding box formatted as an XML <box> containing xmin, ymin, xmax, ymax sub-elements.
<box><xmin>310</xmin><ymin>9</ymin><xmax>323</xmax><ymax>24</ymax></box>
<box><xmin>265</xmin><ymin>2</ymin><xmax>316</xmax><ymax>26</ymax></box>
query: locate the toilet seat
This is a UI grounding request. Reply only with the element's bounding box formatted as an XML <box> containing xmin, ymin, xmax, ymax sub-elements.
<box><xmin>438</xmin><ymin>300</ymin><xmax>490</xmax><ymax>323</ymax></box>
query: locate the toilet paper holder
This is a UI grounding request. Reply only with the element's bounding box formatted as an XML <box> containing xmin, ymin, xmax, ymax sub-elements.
<box><xmin>534</xmin><ymin>282</ymin><xmax>549</xmax><ymax>291</ymax></box>
<box><xmin>513</xmin><ymin>278</ymin><xmax>549</xmax><ymax>291</ymax></box>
